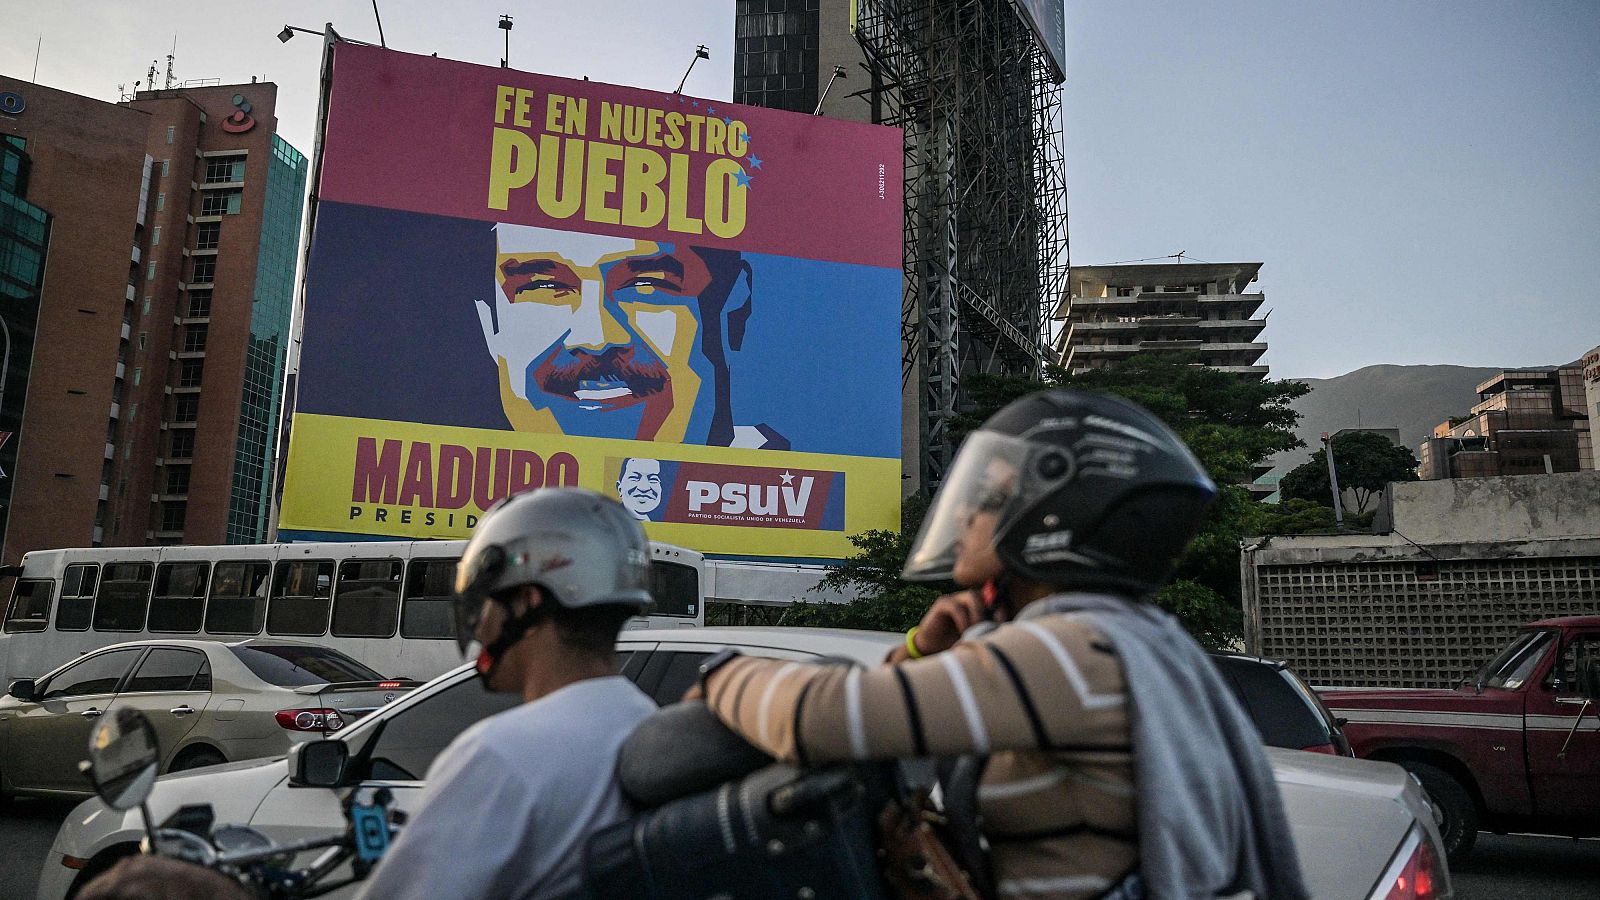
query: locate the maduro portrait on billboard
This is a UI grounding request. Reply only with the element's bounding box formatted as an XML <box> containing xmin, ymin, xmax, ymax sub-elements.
<box><xmin>277</xmin><ymin>45</ymin><xmax>903</xmax><ymax>560</ymax></box>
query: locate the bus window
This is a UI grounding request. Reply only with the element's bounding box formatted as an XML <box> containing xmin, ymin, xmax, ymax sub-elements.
<box><xmin>55</xmin><ymin>564</ymin><xmax>98</xmax><ymax>631</ymax></box>
<box><xmin>93</xmin><ymin>563</ymin><xmax>154</xmax><ymax>632</ymax></box>
<box><xmin>4</xmin><ymin>579</ymin><xmax>53</xmax><ymax>633</ymax></box>
<box><xmin>402</xmin><ymin>558</ymin><xmax>458</xmax><ymax>640</ymax></box>
<box><xmin>205</xmin><ymin>561</ymin><xmax>270</xmax><ymax>635</ymax></box>
<box><xmin>647</xmin><ymin>561</ymin><xmax>699</xmax><ymax>618</ymax></box>
<box><xmin>149</xmin><ymin>562</ymin><xmax>209</xmax><ymax>633</ymax></box>
<box><xmin>331</xmin><ymin>559</ymin><xmax>402</xmax><ymax>638</ymax></box>
<box><xmin>268</xmin><ymin>560</ymin><xmax>334</xmax><ymax>636</ymax></box>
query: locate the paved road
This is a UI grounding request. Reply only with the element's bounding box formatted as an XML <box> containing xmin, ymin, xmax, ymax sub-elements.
<box><xmin>2</xmin><ymin>802</ymin><xmax>1596</xmax><ymax>899</ymax></box>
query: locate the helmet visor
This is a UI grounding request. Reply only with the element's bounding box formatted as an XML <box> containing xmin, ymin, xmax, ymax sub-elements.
<box><xmin>451</xmin><ymin>545</ymin><xmax>508</xmax><ymax>657</ymax></box>
<box><xmin>902</xmin><ymin>431</ymin><xmax>1039</xmax><ymax>582</ymax></box>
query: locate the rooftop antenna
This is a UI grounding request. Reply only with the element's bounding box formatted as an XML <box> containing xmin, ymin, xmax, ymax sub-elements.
<box><xmin>32</xmin><ymin>35</ymin><xmax>41</xmax><ymax>82</ymax></box>
<box><xmin>165</xmin><ymin>36</ymin><xmax>177</xmax><ymax>89</ymax></box>
<box><xmin>146</xmin><ymin>60</ymin><xmax>159</xmax><ymax>91</ymax></box>
<box><xmin>675</xmin><ymin>44</ymin><xmax>710</xmax><ymax>93</ymax></box>
<box><xmin>498</xmin><ymin>15</ymin><xmax>513</xmax><ymax>68</ymax></box>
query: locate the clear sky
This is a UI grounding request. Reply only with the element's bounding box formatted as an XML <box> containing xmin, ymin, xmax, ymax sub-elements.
<box><xmin>3</xmin><ymin>1</ymin><xmax>1595</xmax><ymax>379</ymax></box>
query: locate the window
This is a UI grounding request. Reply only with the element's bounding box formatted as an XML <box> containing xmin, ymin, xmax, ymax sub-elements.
<box><xmin>161</xmin><ymin>158</ymin><xmax>170</xmax><ymax>177</ymax></box>
<box><xmin>1548</xmin><ymin>635</ymin><xmax>1600</xmax><ymax>695</ymax></box>
<box><xmin>160</xmin><ymin>501</ymin><xmax>187</xmax><ymax>533</ymax></box>
<box><xmin>40</xmin><ymin>648</ymin><xmax>143</xmax><ymax>701</ymax></box>
<box><xmin>132</xmin><ymin>367</ymin><xmax>142</xmax><ymax>387</ymax></box>
<box><xmin>92</xmin><ymin>562</ymin><xmax>154</xmax><ymax>632</ymax></box>
<box><xmin>149</xmin><ymin>562</ymin><xmax>208</xmax><ymax>633</ymax></box>
<box><xmin>124</xmin><ymin>647</ymin><xmax>208</xmax><ymax>692</ymax></box>
<box><xmin>647</xmin><ymin>561</ymin><xmax>698</xmax><ymax>618</ymax></box>
<box><xmin>185</xmin><ymin>290</ymin><xmax>212</xmax><ymax>318</ymax></box>
<box><xmin>199</xmin><ymin>190</ymin><xmax>242</xmax><ymax>216</ymax></box>
<box><xmin>401</xmin><ymin>559</ymin><xmax>459</xmax><ymax>639</ymax></box>
<box><xmin>151</xmin><ymin>226</ymin><xmax>161</xmax><ymax>246</ymax></box>
<box><xmin>229</xmin><ymin>644</ymin><xmax>383</xmax><ymax>687</ymax></box>
<box><xmin>642</xmin><ymin>651</ymin><xmax>716</xmax><ymax>706</ymax></box>
<box><xmin>189</xmin><ymin>257</ymin><xmax>216</xmax><ymax>284</ymax></box>
<box><xmin>142</xmin><ymin>297</ymin><xmax>150</xmax><ymax>316</ymax></box>
<box><xmin>195</xmin><ymin>222</ymin><xmax>220</xmax><ymax>251</ymax></box>
<box><xmin>3</xmin><ymin>579</ymin><xmax>53</xmax><ymax>633</ymax></box>
<box><xmin>169</xmin><ymin>430</ymin><xmax>195</xmax><ymax>459</ymax></box>
<box><xmin>165</xmin><ymin>466</ymin><xmax>191</xmax><ymax>495</ymax></box>
<box><xmin>166</xmin><ymin>125</ymin><xmax>175</xmax><ymax>145</ymax></box>
<box><xmin>1213</xmin><ymin>657</ymin><xmax>1331</xmax><ymax>751</ymax></box>
<box><xmin>1481</xmin><ymin>630</ymin><xmax>1556</xmax><ymax>690</ymax></box>
<box><xmin>204</xmin><ymin>560</ymin><xmax>270</xmax><ymax>634</ymax></box>
<box><xmin>182</xmin><ymin>323</ymin><xmax>208</xmax><ymax>353</ymax></box>
<box><xmin>146</xmin><ymin>262</ymin><xmax>155</xmax><ymax>282</ymax></box>
<box><xmin>367</xmin><ymin>676</ymin><xmax>521</xmax><ymax>780</ymax></box>
<box><xmin>267</xmin><ymin>560</ymin><xmax>334</xmax><ymax>636</ymax></box>
<box><xmin>137</xmin><ymin>332</ymin><xmax>146</xmax><ymax>351</ymax></box>
<box><xmin>174</xmin><ymin>394</ymin><xmax>200</xmax><ymax>423</ymax></box>
<box><xmin>156</xmin><ymin>192</ymin><xmax>165</xmax><ymax>212</ymax></box>
<box><xmin>179</xmin><ymin>358</ymin><xmax>204</xmax><ymax>388</ymax></box>
<box><xmin>204</xmin><ymin>156</ymin><xmax>244</xmax><ymax>184</ymax></box>
<box><xmin>332</xmin><ymin>559</ymin><xmax>402</xmax><ymax>638</ymax></box>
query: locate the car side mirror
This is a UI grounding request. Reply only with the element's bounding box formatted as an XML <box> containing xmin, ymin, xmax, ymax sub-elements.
<box><xmin>1579</xmin><ymin>658</ymin><xmax>1600</xmax><ymax>700</ymax></box>
<box><xmin>8</xmin><ymin>679</ymin><xmax>35</xmax><ymax>701</ymax></box>
<box><xmin>289</xmin><ymin>739</ymin><xmax>349</xmax><ymax>787</ymax></box>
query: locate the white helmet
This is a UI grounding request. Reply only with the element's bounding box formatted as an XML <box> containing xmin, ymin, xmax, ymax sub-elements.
<box><xmin>452</xmin><ymin>487</ymin><xmax>651</xmax><ymax>656</ymax></box>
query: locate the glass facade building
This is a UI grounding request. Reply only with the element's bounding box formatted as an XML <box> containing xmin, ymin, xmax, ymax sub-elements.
<box><xmin>225</xmin><ymin>135</ymin><xmax>306</xmax><ymax>543</ymax></box>
<box><xmin>0</xmin><ymin>136</ymin><xmax>49</xmax><ymax>552</ymax></box>
<box><xmin>734</xmin><ymin>0</ymin><xmax>821</xmax><ymax>114</ymax></box>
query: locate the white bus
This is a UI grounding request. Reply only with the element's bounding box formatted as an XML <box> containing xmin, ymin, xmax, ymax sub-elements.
<box><xmin>0</xmin><ymin>540</ymin><xmax>704</xmax><ymax>688</ymax></box>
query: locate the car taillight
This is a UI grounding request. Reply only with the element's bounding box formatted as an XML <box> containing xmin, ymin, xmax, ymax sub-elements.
<box><xmin>275</xmin><ymin>708</ymin><xmax>346</xmax><ymax>732</ymax></box>
<box><xmin>1299</xmin><ymin>743</ymin><xmax>1339</xmax><ymax>755</ymax></box>
<box><xmin>1378</xmin><ymin>830</ymin><xmax>1443</xmax><ymax>900</ymax></box>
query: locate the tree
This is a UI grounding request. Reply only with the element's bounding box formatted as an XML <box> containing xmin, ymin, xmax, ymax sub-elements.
<box><xmin>790</xmin><ymin>354</ymin><xmax>1314</xmax><ymax>647</ymax></box>
<box><xmin>1280</xmin><ymin>430</ymin><xmax>1420</xmax><ymax>515</ymax></box>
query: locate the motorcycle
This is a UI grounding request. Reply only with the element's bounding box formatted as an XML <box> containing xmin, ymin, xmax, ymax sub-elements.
<box><xmin>79</xmin><ymin>707</ymin><xmax>402</xmax><ymax>898</ymax></box>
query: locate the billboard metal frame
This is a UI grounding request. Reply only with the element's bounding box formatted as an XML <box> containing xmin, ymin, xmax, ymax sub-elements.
<box><xmin>855</xmin><ymin>0</ymin><xmax>1069</xmax><ymax>489</ymax></box>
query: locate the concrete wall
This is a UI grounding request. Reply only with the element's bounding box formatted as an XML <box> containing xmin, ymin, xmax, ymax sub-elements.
<box><xmin>1383</xmin><ymin>470</ymin><xmax>1600</xmax><ymax>544</ymax></box>
<box><xmin>1585</xmin><ymin>344</ymin><xmax>1600</xmax><ymax>469</ymax></box>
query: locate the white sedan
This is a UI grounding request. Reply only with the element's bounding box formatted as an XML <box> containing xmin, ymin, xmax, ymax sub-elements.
<box><xmin>37</xmin><ymin>627</ymin><xmax>1450</xmax><ymax>899</ymax></box>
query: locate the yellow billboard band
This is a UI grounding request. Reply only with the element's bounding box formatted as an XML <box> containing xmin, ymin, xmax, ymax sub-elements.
<box><xmin>279</xmin><ymin>413</ymin><xmax>902</xmax><ymax>560</ymax></box>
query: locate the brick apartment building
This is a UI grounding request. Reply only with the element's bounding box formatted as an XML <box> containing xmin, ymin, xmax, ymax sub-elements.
<box><xmin>0</xmin><ymin>78</ymin><xmax>306</xmax><ymax>562</ymax></box>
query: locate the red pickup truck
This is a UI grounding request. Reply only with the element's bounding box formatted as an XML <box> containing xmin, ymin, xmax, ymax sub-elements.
<box><xmin>1320</xmin><ymin>615</ymin><xmax>1600</xmax><ymax>860</ymax></box>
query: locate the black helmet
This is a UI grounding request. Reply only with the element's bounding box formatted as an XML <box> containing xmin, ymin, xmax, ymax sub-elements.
<box><xmin>902</xmin><ymin>389</ymin><xmax>1217</xmax><ymax>595</ymax></box>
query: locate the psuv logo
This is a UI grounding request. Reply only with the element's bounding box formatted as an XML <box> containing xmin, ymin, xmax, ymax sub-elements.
<box><xmin>0</xmin><ymin>92</ymin><xmax>24</xmax><ymax>116</ymax></box>
<box><xmin>641</xmin><ymin>459</ymin><xmax>847</xmax><ymax>532</ymax></box>
<box><xmin>687</xmin><ymin>472</ymin><xmax>815</xmax><ymax>518</ymax></box>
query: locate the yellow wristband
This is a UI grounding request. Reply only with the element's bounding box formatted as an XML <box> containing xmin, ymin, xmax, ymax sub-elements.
<box><xmin>905</xmin><ymin>626</ymin><xmax>924</xmax><ymax>660</ymax></box>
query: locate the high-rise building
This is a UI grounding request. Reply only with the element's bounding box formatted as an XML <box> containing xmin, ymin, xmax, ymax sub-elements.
<box><xmin>1418</xmin><ymin>365</ymin><xmax>1592</xmax><ymax>479</ymax></box>
<box><xmin>1057</xmin><ymin>262</ymin><xmax>1271</xmax><ymax>379</ymax></box>
<box><xmin>0</xmin><ymin>77</ymin><xmax>307</xmax><ymax>562</ymax></box>
<box><xmin>0</xmin><ymin>132</ymin><xmax>51</xmax><ymax>552</ymax></box>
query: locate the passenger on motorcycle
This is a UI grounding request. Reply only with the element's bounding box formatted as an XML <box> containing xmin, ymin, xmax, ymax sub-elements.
<box><xmin>356</xmin><ymin>488</ymin><xmax>657</xmax><ymax>900</ymax></box>
<box><xmin>697</xmin><ymin>390</ymin><xmax>1310</xmax><ymax>899</ymax></box>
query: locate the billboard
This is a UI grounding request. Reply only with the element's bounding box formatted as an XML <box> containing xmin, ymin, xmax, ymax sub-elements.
<box><xmin>1015</xmin><ymin>1</ymin><xmax>1067</xmax><ymax>84</ymax></box>
<box><xmin>277</xmin><ymin>45</ymin><xmax>904</xmax><ymax>560</ymax></box>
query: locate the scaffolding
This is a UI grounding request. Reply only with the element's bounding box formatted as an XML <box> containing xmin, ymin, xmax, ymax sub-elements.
<box><xmin>856</xmin><ymin>0</ymin><xmax>1069</xmax><ymax>488</ymax></box>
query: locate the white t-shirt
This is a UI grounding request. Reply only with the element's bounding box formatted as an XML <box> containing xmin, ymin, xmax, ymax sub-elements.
<box><xmin>356</xmin><ymin>675</ymin><xmax>657</xmax><ymax>900</ymax></box>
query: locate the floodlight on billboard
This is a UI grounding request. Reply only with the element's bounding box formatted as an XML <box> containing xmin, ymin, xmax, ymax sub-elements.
<box><xmin>277</xmin><ymin>45</ymin><xmax>904</xmax><ymax>561</ymax></box>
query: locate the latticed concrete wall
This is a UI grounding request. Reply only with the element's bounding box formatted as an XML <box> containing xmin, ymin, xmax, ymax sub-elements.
<box><xmin>1252</xmin><ymin>555</ymin><xmax>1600</xmax><ymax>688</ymax></box>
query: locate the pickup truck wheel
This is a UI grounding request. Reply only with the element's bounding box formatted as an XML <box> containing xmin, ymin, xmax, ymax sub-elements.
<box><xmin>1403</xmin><ymin>762</ymin><xmax>1477</xmax><ymax>859</ymax></box>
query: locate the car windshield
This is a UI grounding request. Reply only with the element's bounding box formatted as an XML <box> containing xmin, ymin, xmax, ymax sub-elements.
<box><xmin>1478</xmin><ymin>630</ymin><xmax>1556</xmax><ymax>690</ymax></box>
<box><xmin>230</xmin><ymin>644</ymin><xmax>385</xmax><ymax>687</ymax></box>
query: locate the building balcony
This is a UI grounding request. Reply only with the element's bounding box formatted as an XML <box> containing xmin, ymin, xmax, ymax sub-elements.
<box><xmin>126</xmin><ymin>284</ymin><xmax>137</xmax><ymax>302</ymax></box>
<box><xmin>104</xmin><ymin>443</ymin><xmax>115</xmax><ymax>460</ymax></box>
<box><xmin>131</xmin><ymin>245</ymin><xmax>141</xmax><ymax>264</ymax></box>
<box><xmin>197</xmin><ymin>180</ymin><xmax>246</xmax><ymax>191</ymax></box>
<box><xmin>1213</xmin><ymin>365</ymin><xmax>1270</xmax><ymax>378</ymax></box>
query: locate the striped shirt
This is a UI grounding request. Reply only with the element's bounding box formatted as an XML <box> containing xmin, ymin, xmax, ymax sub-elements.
<box><xmin>705</xmin><ymin>614</ymin><xmax>1136</xmax><ymax>900</ymax></box>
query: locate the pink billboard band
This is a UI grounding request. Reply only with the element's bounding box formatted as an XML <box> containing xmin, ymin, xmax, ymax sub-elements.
<box><xmin>319</xmin><ymin>44</ymin><xmax>904</xmax><ymax>270</ymax></box>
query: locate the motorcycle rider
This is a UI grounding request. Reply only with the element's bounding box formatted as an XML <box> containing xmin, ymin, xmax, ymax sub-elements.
<box><xmin>697</xmin><ymin>390</ymin><xmax>1309</xmax><ymax>899</ymax></box>
<box><xmin>357</xmin><ymin>487</ymin><xmax>657</xmax><ymax>900</ymax></box>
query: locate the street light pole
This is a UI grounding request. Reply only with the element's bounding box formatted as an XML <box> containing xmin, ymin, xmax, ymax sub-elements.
<box><xmin>499</xmin><ymin>15</ymin><xmax>513</xmax><ymax>68</ymax></box>
<box><xmin>675</xmin><ymin>45</ymin><xmax>710</xmax><ymax>93</ymax></box>
<box><xmin>813</xmin><ymin>65</ymin><xmax>848</xmax><ymax>115</ymax></box>
<box><xmin>1322</xmin><ymin>432</ymin><xmax>1345</xmax><ymax>526</ymax></box>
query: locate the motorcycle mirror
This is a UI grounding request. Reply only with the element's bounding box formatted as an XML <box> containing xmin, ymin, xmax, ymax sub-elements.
<box><xmin>82</xmin><ymin>707</ymin><xmax>161</xmax><ymax>811</ymax></box>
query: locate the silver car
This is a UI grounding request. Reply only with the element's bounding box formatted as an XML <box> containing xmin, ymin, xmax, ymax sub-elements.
<box><xmin>37</xmin><ymin>627</ymin><xmax>1450</xmax><ymax>899</ymax></box>
<box><xmin>1</xmin><ymin>638</ymin><xmax>413</xmax><ymax>800</ymax></box>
